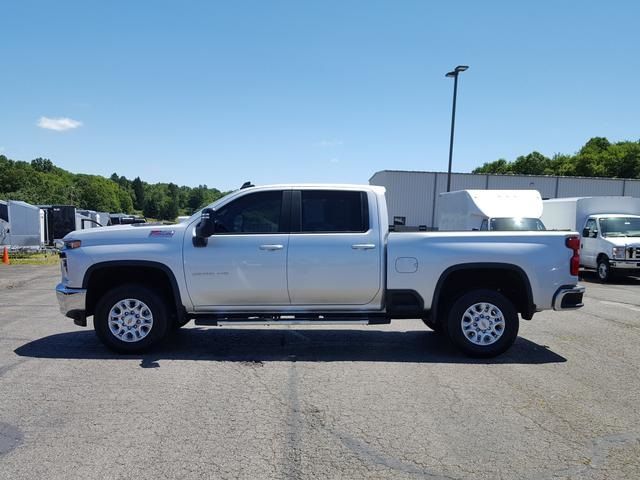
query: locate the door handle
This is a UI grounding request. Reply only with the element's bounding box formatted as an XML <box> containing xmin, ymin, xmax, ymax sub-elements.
<box><xmin>351</xmin><ymin>243</ymin><xmax>376</xmax><ymax>250</ymax></box>
<box><xmin>259</xmin><ymin>244</ymin><xmax>284</xmax><ymax>251</ymax></box>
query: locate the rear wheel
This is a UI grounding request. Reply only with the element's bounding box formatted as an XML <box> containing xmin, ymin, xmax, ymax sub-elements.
<box><xmin>94</xmin><ymin>284</ymin><xmax>169</xmax><ymax>353</ymax></box>
<box><xmin>445</xmin><ymin>289</ymin><xmax>519</xmax><ymax>358</ymax></box>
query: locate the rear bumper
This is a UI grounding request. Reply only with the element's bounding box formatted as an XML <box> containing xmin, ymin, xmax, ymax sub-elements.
<box><xmin>55</xmin><ymin>283</ymin><xmax>87</xmax><ymax>326</ymax></box>
<box><xmin>553</xmin><ymin>285</ymin><xmax>585</xmax><ymax>311</ymax></box>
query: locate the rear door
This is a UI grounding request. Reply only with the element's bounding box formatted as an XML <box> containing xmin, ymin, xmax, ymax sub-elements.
<box><xmin>286</xmin><ymin>189</ymin><xmax>381</xmax><ymax>305</ymax></box>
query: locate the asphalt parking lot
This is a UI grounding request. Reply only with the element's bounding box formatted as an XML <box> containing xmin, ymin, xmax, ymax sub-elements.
<box><xmin>1</xmin><ymin>265</ymin><xmax>639</xmax><ymax>480</ymax></box>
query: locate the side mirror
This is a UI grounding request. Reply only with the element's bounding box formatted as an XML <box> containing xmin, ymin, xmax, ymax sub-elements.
<box><xmin>194</xmin><ymin>208</ymin><xmax>216</xmax><ymax>246</ymax></box>
<box><xmin>582</xmin><ymin>228</ymin><xmax>589</xmax><ymax>238</ymax></box>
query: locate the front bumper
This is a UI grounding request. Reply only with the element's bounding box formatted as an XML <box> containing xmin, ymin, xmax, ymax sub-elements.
<box><xmin>609</xmin><ymin>260</ymin><xmax>640</xmax><ymax>270</ymax></box>
<box><xmin>55</xmin><ymin>283</ymin><xmax>88</xmax><ymax>326</ymax></box>
<box><xmin>553</xmin><ymin>285</ymin><xmax>585</xmax><ymax>311</ymax></box>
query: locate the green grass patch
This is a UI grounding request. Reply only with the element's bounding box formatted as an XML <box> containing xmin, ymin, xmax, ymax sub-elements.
<box><xmin>4</xmin><ymin>251</ymin><xmax>60</xmax><ymax>266</ymax></box>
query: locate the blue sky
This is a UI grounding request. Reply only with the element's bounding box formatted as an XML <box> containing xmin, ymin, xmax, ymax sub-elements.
<box><xmin>1</xmin><ymin>1</ymin><xmax>639</xmax><ymax>191</ymax></box>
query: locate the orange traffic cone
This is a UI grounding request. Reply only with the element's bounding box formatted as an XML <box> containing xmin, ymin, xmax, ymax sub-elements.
<box><xmin>2</xmin><ymin>247</ymin><xmax>9</xmax><ymax>265</ymax></box>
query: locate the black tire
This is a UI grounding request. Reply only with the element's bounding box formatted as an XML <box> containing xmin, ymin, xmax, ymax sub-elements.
<box><xmin>445</xmin><ymin>289</ymin><xmax>519</xmax><ymax>358</ymax></box>
<box><xmin>94</xmin><ymin>284</ymin><xmax>170</xmax><ymax>353</ymax></box>
<box><xmin>597</xmin><ymin>257</ymin><xmax>612</xmax><ymax>283</ymax></box>
<box><xmin>421</xmin><ymin>317</ymin><xmax>442</xmax><ymax>334</ymax></box>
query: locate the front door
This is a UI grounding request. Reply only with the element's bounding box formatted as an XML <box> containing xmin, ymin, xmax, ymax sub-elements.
<box><xmin>183</xmin><ymin>190</ymin><xmax>291</xmax><ymax>308</ymax></box>
<box><xmin>287</xmin><ymin>189</ymin><xmax>381</xmax><ymax>305</ymax></box>
<box><xmin>581</xmin><ymin>217</ymin><xmax>598</xmax><ymax>268</ymax></box>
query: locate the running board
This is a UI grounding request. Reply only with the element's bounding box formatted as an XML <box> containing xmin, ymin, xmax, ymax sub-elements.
<box><xmin>215</xmin><ymin>319</ymin><xmax>369</xmax><ymax>326</ymax></box>
<box><xmin>192</xmin><ymin>314</ymin><xmax>390</xmax><ymax>326</ymax></box>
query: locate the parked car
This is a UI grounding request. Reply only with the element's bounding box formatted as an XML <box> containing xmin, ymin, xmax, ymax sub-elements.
<box><xmin>56</xmin><ymin>184</ymin><xmax>584</xmax><ymax>357</ymax></box>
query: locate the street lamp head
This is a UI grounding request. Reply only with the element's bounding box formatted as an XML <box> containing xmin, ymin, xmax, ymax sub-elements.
<box><xmin>446</xmin><ymin>65</ymin><xmax>469</xmax><ymax>77</ymax></box>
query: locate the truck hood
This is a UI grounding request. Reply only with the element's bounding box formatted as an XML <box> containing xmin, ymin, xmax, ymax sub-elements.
<box><xmin>63</xmin><ymin>223</ymin><xmax>188</xmax><ymax>246</ymax></box>
<box><xmin>602</xmin><ymin>236</ymin><xmax>640</xmax><ymax>247</ymax></box>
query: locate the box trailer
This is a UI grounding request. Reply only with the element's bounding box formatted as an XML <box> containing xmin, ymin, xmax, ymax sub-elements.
<box><xmin>0</xmin><ymin>201</ymin><xmax>9</xmax><ymax>245</ymax></box>
<box><xmin>437</xmin><ymin>190</ymin><xmax>545</xmax><ymax>231</ymax></box>
<box><xmin>40</xmin><ymin>205</ymin><xmax>77</xmax><ymax>245</ymax></box>
<box><xmin>0</xmin><ymin>200</ymin><xmax>43</xmax><ymax>247</ymax></box>
<box><xmin>541</xmin><ymin>196</ymin><xmax>640</xmax><ymax>281</ymax></box>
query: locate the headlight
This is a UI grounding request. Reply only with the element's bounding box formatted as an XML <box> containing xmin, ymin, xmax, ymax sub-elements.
<box><xmin>612</xmin><ymin>246</ymin><xmax>626</xmax><ymax>259</ymax></box>
<box><xmin>64</xmin><ymin>240</ymin><xmax>82</xmax><ymax>250</ymax></box>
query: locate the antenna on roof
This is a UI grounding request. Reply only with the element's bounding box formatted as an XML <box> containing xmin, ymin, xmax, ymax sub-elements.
<box><xmin>240</xmin><ymin>181</ymin><xmax>254</xmax><ymax>189</ymax></box>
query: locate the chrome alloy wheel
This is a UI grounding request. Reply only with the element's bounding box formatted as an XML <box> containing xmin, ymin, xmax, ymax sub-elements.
<box><xmin>461</xmin><ymin>302</ymin><xmax>505</xmax><ymax>346</ymax></box>
<box><xmin>108</xmin><ymin>298</ymin><xmax>154</xmax><ymax>343</ymax></box>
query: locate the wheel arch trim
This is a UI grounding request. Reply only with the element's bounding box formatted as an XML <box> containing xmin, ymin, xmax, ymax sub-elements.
<box><xmin>82</xmin><ymin>260</ymin><xmax>185</xmax><ymax>313</ymax></box>
<box><xmin>431</xmin><ymin>262</ymin><xmax>535</xmax><ymax>321</ymax></box>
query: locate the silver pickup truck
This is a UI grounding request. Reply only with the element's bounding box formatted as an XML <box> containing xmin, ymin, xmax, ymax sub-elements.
<box><xmin>56</xmin><ymin>184</ymin><xmax>584</xmax><ymax>357</ymax></box>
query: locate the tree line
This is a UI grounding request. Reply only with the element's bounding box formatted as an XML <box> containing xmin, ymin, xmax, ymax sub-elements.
<box><xmin>473</xmin><ymin>137</ymin><xmax>640</xmax><ymax>178</ymax></box>
<box><xmin>0</xmin><ymin>155</ymin><xmax>226</xmax><ymax>220</ymax></box>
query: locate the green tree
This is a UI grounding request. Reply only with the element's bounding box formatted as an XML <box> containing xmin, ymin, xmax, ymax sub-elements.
<box><xmin>132</xmin><ymin>176</ymin><xmax>145</xmax><ymax>210</ymax></box>
<box><xmin>473</xmin><ymin>137</ymin><xmax>640</xmax><ymax>179</ymax></box>
<box><xmin>31</xmin><ymin>157</ymin><xmax>54</xmax><ymax>173</ymax></box>
<box><xmin>0</xmin><ymin>155</ymin><xmax>225</xmax><ymax>217</ymax></box>
<box><xmin>75</xmin><ymin>175</ymin><xmax>121</xmax><ymax>211</ymax></box>
<box><xmin>160</xmin><ymin>183</ymin><xmax>180</xmax><ymax>220</ymax></box>
<box><xmin>472</xmin><ymin>158</ymin><xmax>512</xmax><ymax>174</ymax></box>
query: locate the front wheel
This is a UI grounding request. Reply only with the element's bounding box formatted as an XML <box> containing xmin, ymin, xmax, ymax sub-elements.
<box><xmin>94</xmin><ymin>284</ymin><xmax>170</xmax><ymax>353</ymax></box>
<box><xmin>445</xmin><ymin>289</ymin><xmax>519</xmax><ymax>358</ymax></box>
<box><xmin>597</xmin><ymin>257</ymin><xmax>612</xmax><ymax>282</ymax></box>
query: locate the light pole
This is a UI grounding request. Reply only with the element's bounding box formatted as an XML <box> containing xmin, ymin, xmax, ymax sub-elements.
<box><xmin>445</xmin><ymin>65</ymin><xmax>468</xmax><ymax>192</ymax></box>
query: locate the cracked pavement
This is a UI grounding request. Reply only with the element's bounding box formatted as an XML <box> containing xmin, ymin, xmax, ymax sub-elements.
<box><xmin>1</xmin><ymin>265</ymin><xmax>639</xmax><ymax>479</ymax></box>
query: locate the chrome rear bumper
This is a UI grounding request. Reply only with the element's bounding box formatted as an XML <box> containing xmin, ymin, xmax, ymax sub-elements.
<box><xmin>553</xmin><ymin>285</ymin><xmax>585</xmax><ymax>311</ymax></box>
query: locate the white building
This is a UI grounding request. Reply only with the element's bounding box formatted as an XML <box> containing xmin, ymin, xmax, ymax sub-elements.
<box><xmin>369</xmin><ymin>170</ymin><xmax>640</xmax><ymax>229</ymax></box>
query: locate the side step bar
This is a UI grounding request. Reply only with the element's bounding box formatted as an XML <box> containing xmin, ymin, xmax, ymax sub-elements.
<box><xmin>215</xmin><ymin>319</ymin><xmax>369</xmax><ymax>326</ymax></box>
<box><xmin>192</xmin><ymin>313</ymin><xmax>390</xmax><ymax>327</ymax></box>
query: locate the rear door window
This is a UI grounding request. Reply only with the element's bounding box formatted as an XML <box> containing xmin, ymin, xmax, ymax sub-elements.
<box><xmin>299</xmin><ymin>191</ymin><xmax>368</xmax><ymax>233</ymax></box>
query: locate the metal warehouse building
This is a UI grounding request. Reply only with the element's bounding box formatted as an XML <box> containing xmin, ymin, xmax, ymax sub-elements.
<box><xmin>369</xmin><ymin>170</ymin><xmax>640</xmax><ymax>229</ymax></box>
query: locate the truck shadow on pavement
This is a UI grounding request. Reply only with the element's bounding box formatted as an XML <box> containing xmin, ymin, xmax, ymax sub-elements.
<box><xmin>15</xmin><ymin>328</ymin><xmax>566</xmax><ymax>366</ymax></box>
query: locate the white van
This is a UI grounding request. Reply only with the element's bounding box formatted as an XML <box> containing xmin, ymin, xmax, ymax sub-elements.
<box><xmin>437</xmin><ymin>190</ymin><xmax>546</xmax><ymax>231</ymax></box>
<box><xmin>541</xmin><ymin>196</ymin><xmax>640</xmax><ymax>281</ymax></box>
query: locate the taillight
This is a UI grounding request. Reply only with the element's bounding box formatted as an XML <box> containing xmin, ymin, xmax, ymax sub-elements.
<box><xmin>566</xmin><ymin>235</ymin><xmax>580</xmax><ymax>276</ymax></box>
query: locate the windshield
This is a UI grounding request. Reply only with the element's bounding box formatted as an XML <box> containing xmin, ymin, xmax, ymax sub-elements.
<box><xmin>489</xmin><ymin>217</ymin><xmax>546</xmax><ymax>231</ymax></box>
<box><xmin>599</xmin><ymin>217</ymin><xmax>640</xmax><ymax>237</ymax></box>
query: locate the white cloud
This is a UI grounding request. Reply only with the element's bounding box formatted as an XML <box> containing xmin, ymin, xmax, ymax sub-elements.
<box><xmin>329</xmin><ymin>157</ymin><xmax>340</xmax><ymax>164</ymax></box>
<box><xmin>37</xmin><ymin>116</ymin><xmax>83</xmax><ymax>131</ymax></box>
<box><xmin>313</xmin><ymin>139</ymin><xmax>343</xmax><ymax>148</ymax></box>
